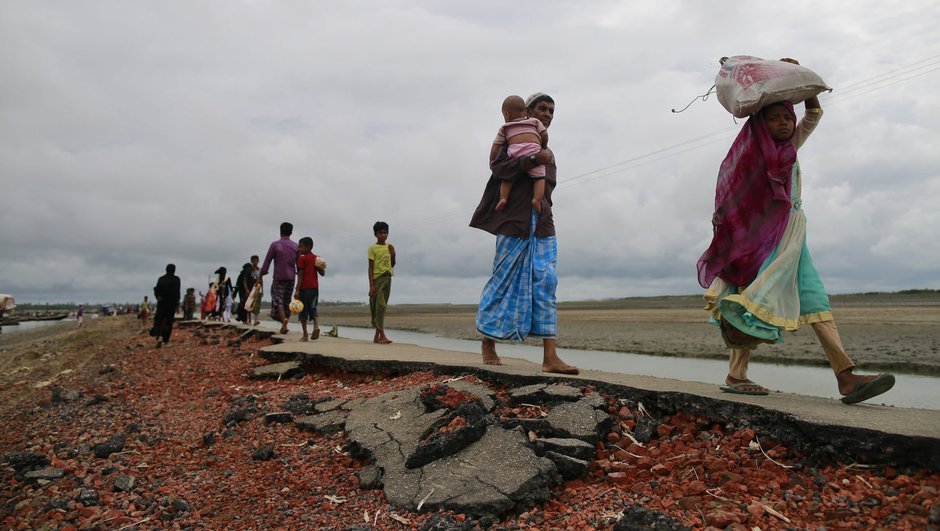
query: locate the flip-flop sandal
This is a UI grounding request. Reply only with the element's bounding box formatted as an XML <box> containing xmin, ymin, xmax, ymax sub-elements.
<box><xmin>841</xmin><ymin>373</ymin><xmax>896</xmax><ymax>405</ymax></box>
<box><xmin>719</xmin><ymin>382</ymin><xmax>770</xmax><ymax>396</ymax></box>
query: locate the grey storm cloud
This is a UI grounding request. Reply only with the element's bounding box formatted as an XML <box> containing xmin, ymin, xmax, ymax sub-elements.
<box><xmin>1</xmin><ymin>0</ymin><xmax>938</xmax><ymax>304</ymax></box>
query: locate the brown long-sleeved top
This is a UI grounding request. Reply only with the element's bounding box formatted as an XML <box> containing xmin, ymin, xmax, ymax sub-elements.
<box><xmin>469</xmin><ymin>145</ymin><xmax>556</xmax><ymax>238</ymax></box>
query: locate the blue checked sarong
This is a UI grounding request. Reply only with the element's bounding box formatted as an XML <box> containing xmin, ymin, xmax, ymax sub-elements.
<box><xmin>477</xmin><ymin>210</ymin><xmax>557</xmax><ymax>341</ymax></box>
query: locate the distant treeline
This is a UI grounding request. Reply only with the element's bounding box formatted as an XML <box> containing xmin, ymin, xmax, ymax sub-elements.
<box><xmin>866</xmin><ymin>289</ymin><xmax>939</xmax><ymax>295</ymax></box>
<box><xmin>604</xmin><ymin>288</ymin><xmax>938</xmax><ymax>301</ymax></box>
<box><xmin>12</xmin><ymin>303</ymin><xmax>87</xmax><ymax>312</ymax></box>
<box><xmin>11</xmin><ymin>289</ymin><xmax>936</xmax><ymax>309</ymax></box>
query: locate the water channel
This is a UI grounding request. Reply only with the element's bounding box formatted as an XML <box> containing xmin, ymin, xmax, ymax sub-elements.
<box><xmin>324</xmin><ymin>325</ymin><xmax>939</xmax><ymax>411</ymax></box>
<box><xmin>0</xmin><ymin>319</ymin><xmax>77</xmax><ymax>334</ymax></box>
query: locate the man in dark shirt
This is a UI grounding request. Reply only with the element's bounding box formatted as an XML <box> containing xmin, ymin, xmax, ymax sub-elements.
<box><xmin>152</xmin><ymin>263</ymin><xmax>181</xmax><ymax>347</ymax></box>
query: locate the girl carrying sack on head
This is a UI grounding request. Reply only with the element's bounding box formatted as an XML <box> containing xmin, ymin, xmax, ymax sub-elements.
<box><xmin>698</xmin><ymin>57</ymin><xmax>895</xmax><ymax>405</ymax></box>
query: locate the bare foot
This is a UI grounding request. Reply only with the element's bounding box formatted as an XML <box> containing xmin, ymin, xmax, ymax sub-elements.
<box><xmin>312</xmin><ymin>328</ymin><xmax>320</xmax><ymax>340</ymax></box>
<box><xmin>542</xmin><ymin>362</ymin><xmax>578</xmax><ymax>375</ymax></box>
<box><xmin>279</xmin><ymin>325</ymin><xmax>289</xmax><ymax>334</ymax></box>
<box><xmin>481</xmin><ymin>338</ymin><xmax>502</xmax><ymax>366</ymax></box>
<box><xmin>495</xmin><ymin>198</ymin><xmax>508</xmax><ymax>213</ymax></box>
<box><xmin>300</xmin><ymin>334</ymin><xmax>308</xmax><ymax>342</ymax></box>
<box><xmin>377</xmin><ymin>337</ymin><xmax>392</xmax><ymax>344</ymax></box>
<box><xmin>541</xmin><ymin>340</ymin><xmax>576</xmax><ymax>374</ymax></box>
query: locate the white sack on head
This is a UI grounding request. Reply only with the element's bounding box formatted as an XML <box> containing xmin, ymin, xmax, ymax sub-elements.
<box><xmin>716</xmin><ymin>56</ymin><xmax>832</xmax><ymax>118</ymax></box>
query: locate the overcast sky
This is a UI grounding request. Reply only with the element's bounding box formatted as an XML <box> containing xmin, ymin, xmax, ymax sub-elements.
<box><xmin>2</xmin><ymin>1</ymin><xmax>938</xmax><ymax>305</ymax></box>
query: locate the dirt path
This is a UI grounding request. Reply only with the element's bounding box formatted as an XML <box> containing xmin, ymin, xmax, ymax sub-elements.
<box><xmin>0</xmin><ymin>317</ymin><xmax>139</xmax><ymax>415</ymax></box>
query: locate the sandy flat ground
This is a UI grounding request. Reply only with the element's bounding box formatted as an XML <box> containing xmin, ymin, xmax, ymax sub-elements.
<box><xmin>320</xmin><ymin>292</ymin><xmax>940</xmax><ymax>375</ymax></box>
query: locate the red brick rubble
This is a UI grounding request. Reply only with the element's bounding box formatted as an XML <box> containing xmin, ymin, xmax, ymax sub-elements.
<box><xmin>1</xmin><ymin>324</ymin><xmax>937</xmax><ymax>529</ymax></box>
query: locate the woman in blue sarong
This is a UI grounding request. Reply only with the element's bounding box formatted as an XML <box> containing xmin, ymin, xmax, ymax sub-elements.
<box><xmin>470</xmin><ymin>92</ymin><xmax>578</xmax><ymax>375</ymax></box>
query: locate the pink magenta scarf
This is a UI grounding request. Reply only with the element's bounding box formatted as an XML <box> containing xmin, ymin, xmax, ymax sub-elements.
<box><xmin>697</xmin><ymin>102</ymin><xmax>797</xmax><ymax>288</ymax></box>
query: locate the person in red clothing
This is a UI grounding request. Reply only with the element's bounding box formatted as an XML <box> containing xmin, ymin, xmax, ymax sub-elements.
<box><xmin>294</xmin><ymin>236</ymin><xmax>325</xmax><ymax>341</ymax></box>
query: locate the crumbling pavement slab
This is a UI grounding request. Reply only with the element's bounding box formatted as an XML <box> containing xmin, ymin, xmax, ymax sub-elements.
<box><xmin>294</xmin><ymin>410</ymin><xmax>349</xmax><ymax>434</ymax></box>
<box><xmin>545</xmin><ymin>398</ymin><xmax>613</xmax><ymax>445</ymax></box>
<box><xmin>250</xmin><ymin>361</ymin><xmax>303</xmax><ymax>380</ymax></box>
<box><xmin>344</xmin><ymin>386</ymin><xmax>559</xmax><ymax>518</ymax></box>
<box><xmin>408</xmin><ymin>427</ymin><xmax>559</xmax><ymax>517</ymax></box>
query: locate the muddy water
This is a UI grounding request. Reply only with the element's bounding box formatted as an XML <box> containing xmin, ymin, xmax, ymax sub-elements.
<box><xmin>0</xmin><ymin>319</ymin><xmax>74</xmax><ymax>334</ymax></box>
<box><xmin>329</xmin><ymin>326</ymin><xmax>940</xmax><ymax>411</ymax></box>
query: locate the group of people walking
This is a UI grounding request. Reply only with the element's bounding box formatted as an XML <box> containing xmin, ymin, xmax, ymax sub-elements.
<box><xmin>143</xmin><ymin>218</ymin><xmax>398</xmax><ymax>347</ymax></box>
<box><xmin>259</xmin><ymin>220</ymin><xmax>394</xmax><ymax>343</ymax></box>
<box><xmin>197</xmin><ymin>260</ymin><xmax>262</xmax><ymax>325</ymax></box>
<box><xmin>139</xmin><ymin>66</ymin><xmax>894</xmax><ymax>405</ymax></box>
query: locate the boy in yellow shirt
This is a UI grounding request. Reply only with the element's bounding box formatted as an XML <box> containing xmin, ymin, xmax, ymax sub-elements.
<box><xmin>368</xmin><ymin>221</ymin><xmax>396</xmax><ymax>344</ymax></box>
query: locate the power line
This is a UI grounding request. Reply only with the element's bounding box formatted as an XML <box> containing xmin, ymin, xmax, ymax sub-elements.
<box><xmin>558</xmin><ymin>134</ymin><xmax>732</xmax><ymax>190</ymax></box>
<box><xmin>828</xmin><ymin>64</ymin><xmax>940</xmax><ymax>105</ymax></box>
<box><xmin>333</xmin><ymin>52</ymin><xmax>940</xmax><ymax>241</ymax></box>
<box><xmin>558</xmin><ymin>128</ymin><xmax>731</xmax><ymax>188</ymax></box>
<box><xmin>553</xmin><ymin>54</ymin><xmax>940</xmax><ymax>189</ymax></box>
<box><xmin>828</xmin><ymin>55</ymin><xmax>940</xmax><ymax>96</ymax></box>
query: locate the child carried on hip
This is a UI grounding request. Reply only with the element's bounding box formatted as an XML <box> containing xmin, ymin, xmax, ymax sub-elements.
<box><xmin>491</xmin><ymin>95</ymin><xmax>549</xmax><ymax>214</ymax></box>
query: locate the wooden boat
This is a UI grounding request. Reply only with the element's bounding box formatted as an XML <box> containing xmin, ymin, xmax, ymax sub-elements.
<box><xmin>0</xmin><ymin>317</ymin><xmax>20</xmax><ymax>326</ymax></box>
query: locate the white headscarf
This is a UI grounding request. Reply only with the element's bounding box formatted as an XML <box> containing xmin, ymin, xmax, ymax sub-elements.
<box><xmin>525</xmin><ymin>92</ymin><xmax>549</xmax><ymax>108</ymax></box>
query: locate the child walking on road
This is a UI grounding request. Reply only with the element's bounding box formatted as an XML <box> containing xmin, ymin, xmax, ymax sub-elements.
<box><xmin>294</xmin><ymin>237</ymin><xmax>325</xmax><ymax>342</ymax></box>
<box><xmin>368</xmin><ymin>221</ymin><xmax>395</xmax><ymax>344</ymax></box>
